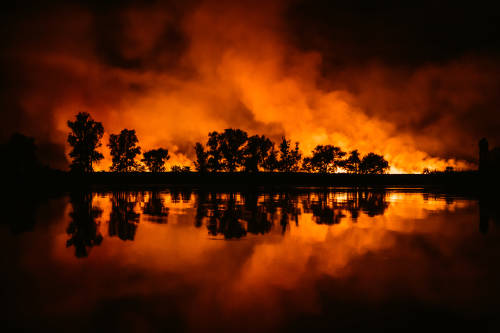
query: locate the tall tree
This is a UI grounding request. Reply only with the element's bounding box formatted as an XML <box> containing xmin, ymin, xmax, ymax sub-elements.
<box><xmin>142</xmin><ymin>148</ymin><xmax>170</xmax><ymax>172</ymax></box>
<box><xmin>262</xmin><ymin>145</ymin><xmax>279</xmax><ymax>172</ymax></box>
<box><xmin>301</xmin><ymin>156</ymin><xmax>313</xmax><ymax>172</ymax></box>
<box><xmin>304</xmin><ymin>145</ymin><xmax>345</xmax><ymax>173</ymax></box>
<box><xmin>243</xmin><ymin>135</ymin><xmax>273</xmax><ymax>172</ymax></box>
<box><xmin>278</xmin><ymin>137</ymin><xmax>302</xmax><ymax>172</ymax></box>
<box><xmin>206</xmin><ymin>131</ymin><xmax>223</xmax><ymax>172</ymax></box>
<box><xmin>343</xmin><ymin>150</ymin><xmax>361</xmax><ymax>173</ymax></box>
<box><xmin>67</xmin><ymin>112</ymin><xmax>104</xmax><ymax>172</ymax></box>
<box><xmin>359</xmin><ymin>153</ymin><xmax>389</xmax><ymax>174</ymax></box>
<box><xmin>218</xmin><ymin>128</ymin><xmax>248</xmax><ymax>172</ymax></box>
<box><xmin>194</xmin><ymin>142</ymin><xmax>209</xmax><ymax>173</ymax></box>
<box><xmin>108</xmin><ymin>129</ymin><xmax>141</xmax><ymax>172</ymax></box>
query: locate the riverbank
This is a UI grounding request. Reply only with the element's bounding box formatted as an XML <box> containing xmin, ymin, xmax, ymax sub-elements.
<box><xmin>7</xmin><ymin>170</ymin><xmax>497</xmax><ymax>192</ymax></box>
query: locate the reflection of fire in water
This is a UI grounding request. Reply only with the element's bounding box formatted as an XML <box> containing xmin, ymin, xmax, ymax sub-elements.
<box><xmin>108</xmin><ymin>192</ymin><xmax>140</xmax><ymax>241</ymax></box>
<box><xmin>66</xmin><ymin>192</ymin><xmax>103</xmax><ymax>258</ymax></box>
<box><xmin>58</xmin><ymin>189</ymin><xmax>493</xmax><ymax>260</ymax></box>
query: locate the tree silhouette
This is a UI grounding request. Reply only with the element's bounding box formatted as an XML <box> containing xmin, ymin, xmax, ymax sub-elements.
<box><xmin>67</xmin><ymin>112</ymin><xmax>104</xmax><ymax>172</ymax></box>
<box><xmin>343</xmin><ymin>150</ymin><xmax>361</xmax><ymax>173</ymax></box>
<box><xmin>207</xmin><ymin>131</ymin><xmax>224</xmax><ymax>172</ymax></box>
<box><xmin>1</xmin><ymin>133</ymin><xmax>39</xmax><ymax>174</ymax></box>
<box><xmin>277</xmin><ymin>137</ymin><xmax>302</xmax><ymax>172</ymax></box>
<box><xmin>142</xmin><ymin>148</ymin><xmax>170</xmax><ymax>172</ymax></box>
<box><xmin>108</xmin><ymin>129</ymin><xmax>142</xmax><ymax>172</ymax></box>
<box><xmin>262</xmin><ymin>145</ymin><xmax>279</xmax><ymax>171</ymax></box>
<box><xmin>205</xmin><ymin>129</ymin><xmax>249</xmax><ymax>172</ymax></box>
<box><xmin>194</xmin><ymin>142</ymin><xmax>209</xmax><ymax>173</ymax></box>
<box><xmin>218</xmin><ymin>129</ymin><xmax>248</xmax><ymax>172</ymax></box>
<box><xmin>304</xmin><ymin>145</ymin><xmax>346</xmax><ymax>173</ymax></box>
<box><xmin>359</xmin><ymin>153</ymin><xmax>389</xmax><ymax>174</ymax></box>
<box><xmin>243</xmin><ymin>135</ymin><xmax>273</xmax><ymax>172</ymax></box>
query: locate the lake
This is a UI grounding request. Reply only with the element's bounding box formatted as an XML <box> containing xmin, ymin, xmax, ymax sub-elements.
<box><xmin>1</xmin><ymin>187</ymin><xmax>499</xmax><ymax>332</ymax></box>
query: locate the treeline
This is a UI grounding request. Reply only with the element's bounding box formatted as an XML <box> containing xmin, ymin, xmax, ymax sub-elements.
<box><xmin>66</xmin><ymin>112</ymin><xmax>390</xmax><ymax>174</ymax></box>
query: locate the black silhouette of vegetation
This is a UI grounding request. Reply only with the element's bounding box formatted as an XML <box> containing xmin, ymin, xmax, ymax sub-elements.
<box><xmin>63</xmin><ymin>113</ymin><xmax>397</xmax><ymax>175</ymax></box>
<box><xmin>243</xmin><ymin>135</ymin><xmax>273</xmax><ymax>172</ymax></box>
<box><xmin>262</xmin><ymin>145</ymin><xmax>279</xmax><ymax>171</ymax></box>
<box><xmin>0</xmin><ymin>133</ymin><xmax>40</xmax><ymax>174</ymax></box>
<box><xmin>302</xmin><ymin>145</ymin><xmax>346</xmax><ymax>173</ymax></box>
<box><xmin>277</xmin><ymin>137</ymin><xmax>302</xmax><ymax>172</ymax></box>
<box><xmin>201</xmin><ymin>129</ymin><xmax>249</xmax><ymax>172</ymax></box>
<box><xmin>66</xmin><ymin>192</ymin><xmax>103</xmax><ymax>258</ymax></box>
<box><xmin>67</xmin><ymin>112</ymin><xmax>104</xmax><ymax>172</ymax></box>
<box><xmin>343</xmin><ymin>150</ymin><xmax>361</xmax><ymax>173</ymax></box>
<box><xmin>142</xmin><ymin>148</ymin><xmax>170</xmax><ymax>172</ymax></box>
<box><xmin>194</xmin><ymin>142</ymin><xmax>209</xmax><ymax>173</ymax></box>
<box><xmin>359</xmin><ymin>152</ymin><xmax>390</xmax><ymax>174</ymax></box>
<box><xmin>9</xmin><ymin>114</ymin><xmax>498</xmax><ymax>189</ymax></box>
<box><xmin>108</xmin><ymin>129</ymin><xmax>142</xmax><ymax>172</ymax></box>
<box><xmin>192</xmin><ymin>128</ymin><xmax>389</xmax><ymax>174</ymax></box>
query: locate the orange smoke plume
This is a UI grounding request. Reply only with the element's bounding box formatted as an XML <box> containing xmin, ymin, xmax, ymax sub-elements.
<box><xmin>4</xmin><ymin>0</ymin><xmax>497</xmax><ymax>172</ymax></box>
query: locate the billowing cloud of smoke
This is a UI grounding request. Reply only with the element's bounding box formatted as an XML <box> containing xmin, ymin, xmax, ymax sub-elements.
<box><xmin>1</xmin><ymin>0</ymin><xmax>499</xmax><ymax>172</ymax></box>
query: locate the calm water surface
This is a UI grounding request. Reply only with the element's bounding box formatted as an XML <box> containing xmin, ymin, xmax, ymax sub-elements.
<box><xmin>1</xmin><ymin>188</ymin><xmax>500</xmax><ymax>332</ymax></box>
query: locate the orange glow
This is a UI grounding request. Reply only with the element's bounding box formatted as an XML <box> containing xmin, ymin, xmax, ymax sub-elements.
<box><xmin>13</xmin><ymin>1</ymin><xmax>480</xmax><ymax>172</ymax></box>
<box><xmin>29</xmin><ymin>189</ymin><xmax>480</xmax><ymax>331</ymax></box>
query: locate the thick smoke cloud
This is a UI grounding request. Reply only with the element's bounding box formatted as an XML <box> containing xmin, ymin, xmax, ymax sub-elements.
<box><xmin>1</xmin><ymin>0</ymin><xmax>499</xmax><ymax>172</ymax></box>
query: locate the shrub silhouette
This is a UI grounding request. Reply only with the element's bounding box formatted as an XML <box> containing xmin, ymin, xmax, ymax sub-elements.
<box><xmin>277</xmin><ymin>137</ymin><xmax>302</xmax><ymax>172</ymax></box>
<box><xmin>67</xmin><ymin>112</ymin><xmax>104</xmax><ymax>172</ymax></box>
<box><xmin>243</xmin><ymin>135</ymin><xmax>273</xmax><ymax>172</ymax></box>
<box><xmin>343</xmin><ymin>150</ymin><xmax>361</xmax><ymax>173</ymax></box>
<box><xmin>206</xmin><ymin>131</ymin><xmax>224</xmax><ymax>172</ymax></box>
<box><xmin>108</xmin><ymin>129</ymin><xmax>142</xmax><ymax>172</ymax></box>
<box><xmin>194</xmin><ymin>142</ymin><xmax>209</xmax><ymax>173</ymax></box>
<box><xmin>218</xmin><ymin>129</ymin><xmax>248</xmax><ymax>171</ymax></box>
<box><xmin>359</xmin><ymin>153</ymin><xmax>389</xmax><ymax>174</ymax></box>
<box><xmin>142</xmin><ymin>148</ymin><xmax>170</xmax><ymax>172</ymax></box>
<box><xmin>262</xmin><ymin>145</ymin><xmax>279</xmax><ymax>171</ymax></box>
<box><xmin>303</xmin><ymin>145</ymin><xmax>346</xmax><ymax>173</ymax></box>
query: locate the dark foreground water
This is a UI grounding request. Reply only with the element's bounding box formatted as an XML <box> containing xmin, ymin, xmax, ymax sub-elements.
<box><xmin>1</xmin><ymin>188</ymin><xmax>500</xmax><ymax>332</ymax></box>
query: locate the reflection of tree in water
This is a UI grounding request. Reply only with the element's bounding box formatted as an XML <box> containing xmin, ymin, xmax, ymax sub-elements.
<box><xmin>194</xmin><ymin>189</ymin><xmax>386</xmax><ymax>237</ymax></box>
<box><xmin>302</xmin><ymin>192</ymin><xmax>345</xmax><ymax>225</ymax></box>
<box><xmin>66</xmin><ymin>192</ymin><xmax>103</xmax><ymax>258</ymax></box>
<box><xmin>277</xmin><ymin>193</ymin><xmax>300</xmax><ymax>233</ymax></box>
<box><xmin>206</xmin><ymin>193</ymin><xmax>246</xmax><ymax>239</ymax></box>
<box><xmin>109</xmin><ymin>192</ymin><xmax>140</xmax><ymax>241</ymax></box>
<box><xmin>302</xmin><ymin>189</ymin><xmax>388</xmax><ymax>225</ymax></box>
<box><xmin>170</xmin><ymin>188</ymin><xmax>192</xmax><ymax>203</ymax></box>
<box><xmin>100</xmin><ymin>189</ymin><xmax>388</xmax><ymax>243</ymax></box>
<box><xmin>195</xmin><ymin>191</ymin><xmax>302</xmax><ymax>238</ymax></box>
<box><xmin>142</xmin><ymin>191</ymin><xmax>168</xmax><ymax>224</ymax></box>
<box><xmin>357</xmin><ymin>190</ymin><xmax>389</xmax><ymax>217</ymax></box>
<box><xmin>242</xmin><ymin>192</ymin><xmax>273</xmax><ymax>235</ymax></box>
